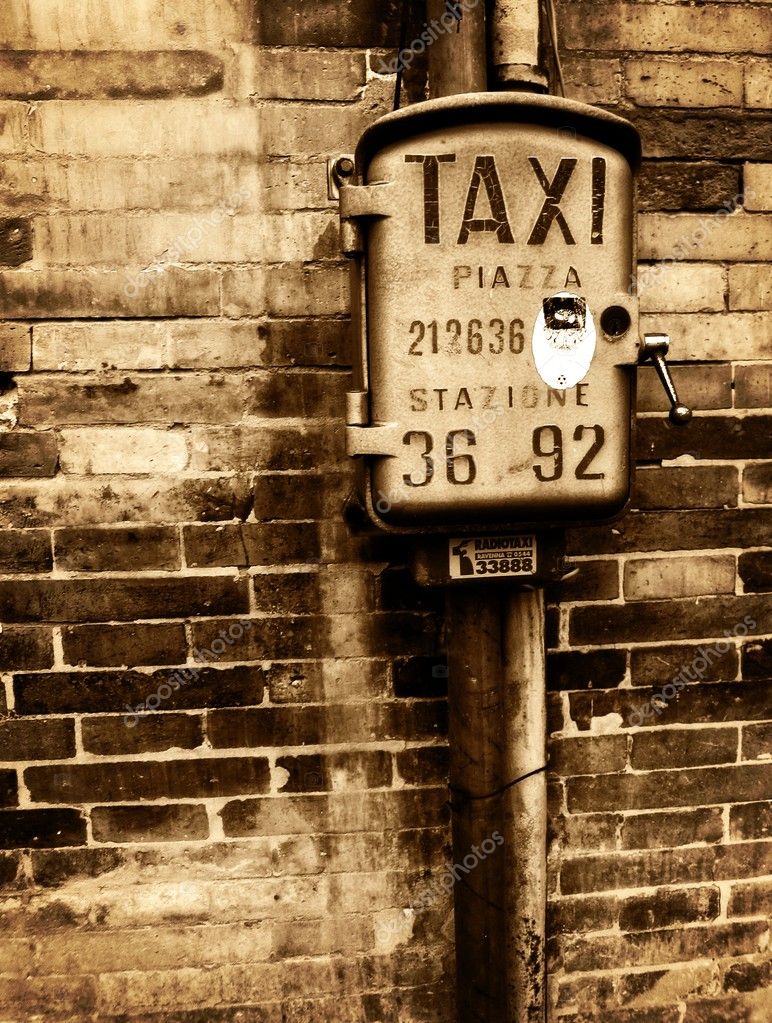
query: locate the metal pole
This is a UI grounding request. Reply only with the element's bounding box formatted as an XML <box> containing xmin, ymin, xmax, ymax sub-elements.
<box><xmin>426</xmin><ymin>0</ymin><xmax>488</xmax><ymax>97</ymax></box>
<box><xmin>446</xmin><ymin>590</ymin><xmax>508</xmax><ymax>1022</ymax></box>
<box><xmin>425</xmin><ymin>2</ymin><xmax>548</xmax><ymax>1021</ymax></box>
<box><xmin>502</xmin><ymin>589</ymin><xmax>547</xmax><ymax>1022</ymax></box>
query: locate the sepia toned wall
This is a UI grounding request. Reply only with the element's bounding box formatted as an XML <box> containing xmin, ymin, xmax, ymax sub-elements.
<box><xmin>0</xmin><ymin>1</ymin><xmax>769</xmax><ymax>1020</ymax></box>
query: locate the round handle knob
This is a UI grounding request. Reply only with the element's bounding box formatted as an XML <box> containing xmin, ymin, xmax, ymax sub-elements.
<box><xmin>669</xmin><ymin>403</ymin><xmax>692</xmax><ymax>425</ymax></box>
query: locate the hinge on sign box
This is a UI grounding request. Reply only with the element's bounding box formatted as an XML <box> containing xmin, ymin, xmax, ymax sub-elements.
<box><xmin>346</xmin><ymin>424</ymin><xmax>403</xmax><ymax>457</ymax></box>
<box><xmin>338</xmin><ymin>179</ymin><xmax>398</xmax><ymax>256</ymax></box>
<box><xmin>346</xmin><ymin>391</ymin><xmax>403</xmax><ymax>456</ymax></box>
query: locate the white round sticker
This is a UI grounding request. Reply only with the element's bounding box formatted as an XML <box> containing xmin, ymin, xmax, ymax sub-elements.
<box><xmin>531</xmin><ymin>292</ymin><xmax>596</xmax><ymax>390</ymax></box>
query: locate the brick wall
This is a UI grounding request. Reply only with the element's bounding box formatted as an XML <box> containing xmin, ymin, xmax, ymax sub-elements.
<box><xmin>0</xmin><ymin>1</ymin><xmax>769</xmax><ymax>1021</ymax></box>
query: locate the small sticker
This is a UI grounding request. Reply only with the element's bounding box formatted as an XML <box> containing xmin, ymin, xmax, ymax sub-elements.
<box><xmin>449</xmin><ymin>535</ymin><xmax>536</xmax><ymax>580</ymax></box>
<box><xmin>532</xmin><ymin>291</ymin><xmax>596</xmax><ymax>390</ymax></box>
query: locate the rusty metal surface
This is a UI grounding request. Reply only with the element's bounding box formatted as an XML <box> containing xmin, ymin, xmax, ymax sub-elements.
<box><xmin>446</xmin><ymin>586</ymin><xmax>547</xmax><ymax>1022</ymax></box>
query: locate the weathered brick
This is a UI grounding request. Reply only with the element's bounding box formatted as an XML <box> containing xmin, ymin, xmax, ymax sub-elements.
<box><xmin>0</xmin><ymin>718</ymin><xmax>75</xmax><ymax>761</ymax></box>
<box><xmin>0</xmin><ymin>975</ymin><xmax>97</xmax><ymax>1017</ymax></box>
<box><xmin>743</xmin><ymin>462</ymin><xmax>772</xmax><ymax>504</ymax></box>
<box><xmin>15</xmin><ymin>665</ymin><xmax>263</xmax><ymax>715</ymax></box>
<box><xmin>0</xmin><ymin>431</ymin><xmax>58</xmax><ymax>477</ymax></box>
<box><xmin>550</xmin><ymin>894</ymin><xmax>617</xmax><ymax>935</ymax></box>
<box><xmin>620</xmin><ymin>808</ymin><xmax>724</xmax><ymax>850</ymax></box>
<box><xmin>252</xmin><ymin>472</ymin><xmax>350</xmax><ymax>522</ymax></box>
<box><xmin>639</xmin><ymin>312</ymin><xmax>772</xmax><ymax>362</ymax></box>
<box><xmin>82</xmin><ymin>713</ymin><xmax>204</xmax><ymax>756</ymax></box>
<box><xmin>640</xmin><ymin>213</ymin><xmax>772</xmax><ymax>262</ymax></box>
<box><xmin>242</xmin><ymin>48</ymin><xmax>365</xmax><ymax>101</ymax></box>
<box><xmin>0</xmin><ymin>528</ymin><xmax>52</xmax><ymax>572</ymax></box>
<box><xmin>247</xmin><ymin>371</ymin><xmax>346</xmax><ymax>419</ymax></box>
<box><xmin>742</xmin><ymin>638</ymin><xmax>772</xmax><ymax>679</ymax></box>
<box><xmin>26</xmin><ymin>757</ymin><xmax>270</xmax><ymax>803</ymax></box>
<box><xmin>633</xmin><ymin>110</ymin><xmax>772</xmax><ymax>162</ymax></box>
<box><xmin>561</xmin><ymin>3</ymin><xmax>772</xmax><ymax>55</ymax></box>
<box><xmin>91</xmin><ymin>804</ymin><xmax>209</xmax><ymax>843</ymax></box>
<box><xmin>742</xmin><ymin>722</ymin><xmax>772</xmax><ymax>763</ymax></box>
<box><xmin>35</xmin><ymin>101</ymin><xmax>261</xmax><ymax>158</ymax></box>
<box><xmin>630</xmin><ymin>727</ymin><xmax>738</xmax><ymax>770</ymax></box>
<box><xmin>739</xmin><ymin>551</ymin><xmax>772</xmax><ymax>592</ymax></box>
<box><xmin>0</xmin><ymin>851</ymin><xmax>22</xmax><ymax>889</ymax></box>
<box><xmin>623</xmin><ymin>555</ymin><xmax>736</xmax><ymax>601</ymax></box>
<box><xmin>632</xmin><ymin>466</ymin><xmax>738</xmax><ymax>511</ymax></box>
<box><xmin>730</xmin><ymin>801</ymin><xmax>771</xmax><ymax>841</ymax></box>
<box><xmin>684</xmin><ymin>991</ymin><xmax>771</xmax><ymax>1022</ymax></box>
<box><xmin>18</xmin><ymin>375</ymin><xmax>246</xmax><ymax>428</ymax></box>
<box><xmin>637</xmin><ymin>363</ymin><xmax>732</xmax><ymax>412</ymax></box>
<box><xmin>547</xmin><ymin>650</ymin><xmax>627</xmax><ymax>693</ymax></box>
<box><xmin>0</xmin><ymin>576</ymin><xmax>247</xmax><ymax>623</ymax></box>
<box><xmin>722</xmin><ymin>957</ymin><xmax>771</xmax><ymax>995</ymax></box>
<box><xmin>0</xmin><ymin>50</ymin><xmax>223</xmax><ymax>99</ymax></box>
<box><xmin>638</xmin><ymin>162</ymin><xmax>742</xmax><ymax>213</ymax></box>
<box><xmin>561</xmin><ymin>841</ymin><xmax>772</xmax><ymax>895</ymax></box>
<box><xmin>254</xmin><ymin>1</ymin><xmax>401</xmax><ymax>47</ymax></box>
<box><xmin>184</xmin><ymin>522</ymin><xmax>321</xmax><ymax>568</ymax></box>
<box><xmin>0</xmin><ymin>808</ymin><xmax>85</xmax><ymax>849</ymax></box>
<box><xmin>734</xmin><ymin>363</ymin><xmax>772</xmax><ymax>408</ymax></box>
<box><xmin>555</xmin><ymin>812</ymin><xmax>620</xmax><ymax>853</ymax></box>
<box><xmin>0</xmin><ymin>268</ymin><xmax>221</xmax><ymax>318</ymax></box>
<box><xmin>263</xmin><ymin>265</ymin><xmax>349</xmax><ymax>317</ymax></box>
<box><xmin>729</xmin><ymin>264</ymin><xmax>772</xmax><ymax>312</ymax></box>
<box><xmin>638</xmin><ymin>414</ymin><xmax>772</xmax><ymax>461</ymax></box>
<box><xmin>62</xmin><ymin>622</ymin><xmax>188</xmax><ymax>668</ymax></box>
<box><xmin>0</xmin><ymin>773</ymin><xmax>15</xmax><ymax>806</ymax></box>
<box><xmin>567</xmin><ymin>763</ymin><xmax>769</xmax><ymax>814</ymax></box>
<box><xmin>0</xmin><ymin>322</ymin><xmax>30</xmax><ymax>371</ymax></box>
<box><xmin>54</xmin><ymin>526</ymin><xmax>181</xmax><ymax>572</ymax></box>
<box><xmin>745</xmin><ymin>61</ymin><xmax>772</xmax><ymax>109</ymax></box>
<box><xmin>0</xmin><ymin>626</ymin><xmax>54</xmax><ymax>670</ymax></box>
<box><xmin>207</xmin><ymin>700</ymin><xmax>445</xmax><ymax>750</ymax></box>
<box><xmin>393</xmin><ymin>656</ymin><xmax>449</xmax><ymax>698</ymax></box>
<box><xmin>571</xmin><ymin>594</ymin><xmax>765</xmax><ymax>646</ymax></box>
<box><xmin>252</xmin><ymin>572</ymin><xmax>323</xmax><ymax>616</ymax></box>
<box><xmin>563</xmin><ymin>920</ymin><xmax>766</xmax><ymax>974</ymax></box>
<box><xmin>619</xmin><ymin>886</ymin><xmax>720</xmax><ymax>932</ymax></box>
<box><xmin>549</xmin><ymin>735</ymin><xmax>628</xmax><ymax>777</ymax></box>
<box><xmin>189</xmin><ymin>424</ymin><xmax>344</xmax><ymax>472</ymax></box>
<box><xmin>571</xmin><ymin>509</ymin><xmax>770</xmax><ymax>556</ymax></box>
<box><xmin>630</xmin><ymin>643</ymin><xmax>738</xmax><ymax>687</ymax></box>
<box><xmin>744</xmin><ymin>163</ymin><xmax>772</xmax><ymax>211</ymax></box>
<box><xmin>0</xmin><ymin>476</ymin><xmax>252</xmax><ymax>528</ymax></box>
<box><xmin>728</xmin><ymin>879</ymin><xmax>772</xmax><ymax>918</ymax></box>
<box><xmin>563</xmin><ymin>57</ymin><xmax>620</xmax><ymax>105</ymax></box>
<box><xmin>254</xmin><ymin>319</ymin><xmax>352</xmax><ymax>368</ymax></box>
<box><xmin>276</xmin><ymin>751</ymin><xmax>393</xmax><ymax>793</ymax></box>
<box><xmin>396</xmin><ymin>746</ymin><xmax>448</xmax><ymax>786</ymax></box>
<box><xmin>59</xmin><ymin>428</ymin><xmax>189</xmax><ymax>475</ymax></box>
<box><xmin>625</xmin><ymin>58</ymin><xmax>743</xmax><ymax>108</ymax></box>
<box><xmin>221</xmin><ymin>788</ymin><xmax>448</xmax><ymax>838</ymax></box>
<box><xmin>637</xmin><ymin>263</ymin><xmax>726</xmax><ymax>313</ymax></box>
<box><xmin>568</xmin><ymin>682</ymin><xmax>770</xmax><ymax>733</ymax></box>
<box><xmin>0</xmin><ymin>1</ymin><xmax>246</xmax><ymax>49</ymax></box>
<box><xmin>546</xmin><ymin>559</ymin><xmax>620</xmax><ymax>602</ymax></box>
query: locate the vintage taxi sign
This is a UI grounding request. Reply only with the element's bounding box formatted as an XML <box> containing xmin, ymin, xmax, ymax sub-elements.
<box><xmin>342</xmin><ymin>93</ymin><xmax>641</xmax><ymax>532</ymax></box>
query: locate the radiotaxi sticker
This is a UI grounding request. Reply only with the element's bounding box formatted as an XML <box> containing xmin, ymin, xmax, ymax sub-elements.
<box><xmin>449</xmin><ymin>535</ymin><xmax>536</xmax><ymax>580</ymax></box>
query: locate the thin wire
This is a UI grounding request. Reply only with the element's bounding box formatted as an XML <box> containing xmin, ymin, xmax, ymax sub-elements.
<box><xmin>448</xmin><ymin>763</ymin><xmax>548</xmax><ymax>808</ymax></box>
<box><xmin>393</xmin><ymin>0</ymin><xmax>412</xmax><ymax>111</ymax></box>
<box><xmin>544</xmin><ymin>0</ymin><xmax>566</xmax><ymax>97</ymax></box>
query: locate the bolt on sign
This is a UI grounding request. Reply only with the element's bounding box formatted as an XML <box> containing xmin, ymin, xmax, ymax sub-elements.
<box><xmin>342</xmin><ymin>94</ymin><xmax>641</xmax><ymax>532</ymax></box>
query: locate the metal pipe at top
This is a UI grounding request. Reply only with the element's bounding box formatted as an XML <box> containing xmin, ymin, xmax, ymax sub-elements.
<box><xmin>426</xmin><ymin>0</ymin><xmax>488</xmax><ymax>98</ymax></box>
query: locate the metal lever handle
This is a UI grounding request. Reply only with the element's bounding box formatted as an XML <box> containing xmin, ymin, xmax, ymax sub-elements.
<box><xmin>639</xmin><ymin>333</ymin><xmax>692</xmax><ymax>425</ymax></box>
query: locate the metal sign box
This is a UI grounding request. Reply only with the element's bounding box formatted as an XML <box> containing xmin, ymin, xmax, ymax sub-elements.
<box><xmin>342</xmin><ymin>93</ymin><xmax>641</xmax><ymax>533</ymax></box>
